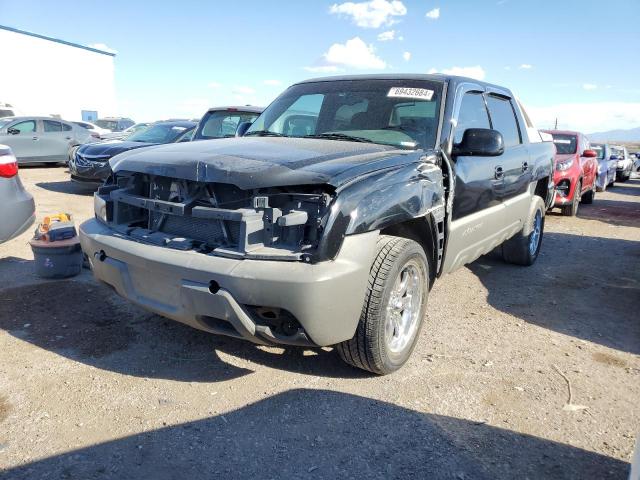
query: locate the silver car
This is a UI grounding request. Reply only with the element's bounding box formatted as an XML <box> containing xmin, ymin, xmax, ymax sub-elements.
<box><xmin>0</xmin><ymin>145</ymin><xmax>35</xmax><ymax>243</ymax></box>
<box><xmin>0</xmin><ymin>116</ymin><xmax>93</xmax><ymax>164</ymax></box>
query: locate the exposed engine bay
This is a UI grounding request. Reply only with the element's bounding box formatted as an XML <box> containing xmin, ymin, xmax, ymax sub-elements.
<box><xmin>94</xmin><ymin>171</ymin><xmax>333</xmax><ymax>261</ymax></box>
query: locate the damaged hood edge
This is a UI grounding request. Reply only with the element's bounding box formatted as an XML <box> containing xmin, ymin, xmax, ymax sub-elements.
<box><xmin>109</xmin><ymin>137</ymin><xmax>427</xmax><ymax>190</ymax></box>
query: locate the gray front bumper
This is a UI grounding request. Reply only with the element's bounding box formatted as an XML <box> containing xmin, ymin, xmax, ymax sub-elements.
<box><xmin>80</xmin><ymin>219</ymin><xmax>378</xmax><ymax>346</ymax></box>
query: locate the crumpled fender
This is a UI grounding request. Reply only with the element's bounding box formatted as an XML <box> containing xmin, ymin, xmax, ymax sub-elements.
<box><xmin>316</xmin><ymin>158</ymin><xmax>445</xmax><ymax>261</ymax></box>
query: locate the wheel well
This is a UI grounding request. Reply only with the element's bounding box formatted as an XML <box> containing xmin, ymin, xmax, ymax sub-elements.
<box><xmin>380</xmin><ymin>216</ymin><xmax>438</xmax><ymax>288</ymax></box>
<box><xmin>534</xmin><ymin>176</ymin><xmax>549</xmax><ymax>200</ymax></box>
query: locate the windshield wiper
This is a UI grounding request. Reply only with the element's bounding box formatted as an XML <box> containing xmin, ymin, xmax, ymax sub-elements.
<box><xmin>244</xmin><ymin>130</ymin><xmax>287</xmax><ymax>137</ymax></box>
<box><xmin>303</xmin><ymin>132</ymin><xmax>376</xmax><ymax>144</ymax></box>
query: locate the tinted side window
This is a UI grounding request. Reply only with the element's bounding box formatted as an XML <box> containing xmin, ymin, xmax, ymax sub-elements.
<box><xmin>61</xmin><ymin>122</ymin><xmax>72</xmax><ymax>131</ymax></box>
<box><xmin>486</xmin><ymin>96</ymin><xmax>521</xmax><ymax>148</ymax></box>
<box><xmin>454</xmin><ymin>92</ymin><xmax>490</xmax><ymax>144</ymax></box>
<box><xmin>43</xmin><ymin>120</ymin><xmax>63</xmax><ymax>132</ymax></box>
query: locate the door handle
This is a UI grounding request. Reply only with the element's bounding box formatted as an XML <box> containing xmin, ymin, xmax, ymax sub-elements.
<box><xmin>522</xmin><ymin>161</ymin><xmax>529</xmax><ymax>172</ymax></box>
<box><xmin>494</xmin><ymin>166</ymin><xmax>504</xmax><ymax>179</ymax></box>
<box><xmin>32</xmin><ymin>136</ymin><xmax>39</xmax><ymax>141</ymax></box>
<box><xmin>65</xmin><ymin>136</ymin><xmax>72</xmax><ymax>140</ymax></box>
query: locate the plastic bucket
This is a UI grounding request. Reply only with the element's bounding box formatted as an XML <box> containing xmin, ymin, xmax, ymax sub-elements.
<box><xmin>30</xmin><ymin>240</ymin><xmax>83</xmax><ymax>279</ymax></box>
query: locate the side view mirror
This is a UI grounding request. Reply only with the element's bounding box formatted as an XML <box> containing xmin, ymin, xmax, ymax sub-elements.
<box><xmin>609</xmin><ymin>155</ymin><xmax>620</xmax><ymax>161</ymax></box>
<box><xmin>7</xmin><ymin>127</ymin><xmax>19</xmax><ymax>135</ymax></box>
<box><xmin>452</xmin><ymin>128</ymin><xmax>504</xmax><ymax>157</ymax></box>
<box><xmin>582</xmin><ymin>149</ymin><xmax>597</xmax><ymax>158</ymax></box>
<box><xmin>235</xmin><ymin>121</ymin><xmax>253</xmax><ymax>137</ymax></box>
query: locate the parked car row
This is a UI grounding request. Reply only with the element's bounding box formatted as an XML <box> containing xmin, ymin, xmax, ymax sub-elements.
<box><xmin>67</xmin><ymin>106</ymin><xmax>263</xmax><ymax>186</ymax></box>
<box><xmin>541</xmin><ymin>129</ymin><xmax>635</xmax><ymax>216</ymax></box>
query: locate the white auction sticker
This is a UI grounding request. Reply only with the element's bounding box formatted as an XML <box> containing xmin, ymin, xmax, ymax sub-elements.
<box><xmin>388</xmin><ymin>87</ymin><xmax>434</xmax><ymax>101</ymax></box>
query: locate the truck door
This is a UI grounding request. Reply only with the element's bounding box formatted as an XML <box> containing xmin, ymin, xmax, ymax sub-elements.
<box><xmin>485</xmin><ymin>94</ymin><xmax>530</xmax><ymax>202</ymax></box>
<box><xmin>451</xmin><ymin>91</ymin><xmax>501</xmax><ymax>220</ymax></box>
<box><xmin>443</xmin><ymin>89</ymin><xmax>511</xmax><ymax>273</ymax></box>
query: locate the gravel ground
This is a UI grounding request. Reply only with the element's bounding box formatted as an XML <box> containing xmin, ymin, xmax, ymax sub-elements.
<box><xmin>1</xmin><ymin>165</ymin><xmax>639</xmax><ymax>479</ymax></box>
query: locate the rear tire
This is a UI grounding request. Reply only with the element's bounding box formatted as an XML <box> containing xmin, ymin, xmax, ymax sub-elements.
<box><xmin>336</xmin><ymin>235</ymin><xmax>429</xmax><ymax>375</ymax></box>
<box><xmin>502</xmin><ymin>196</ymin><xmax>545</xmax><ymax>266</ymax></box>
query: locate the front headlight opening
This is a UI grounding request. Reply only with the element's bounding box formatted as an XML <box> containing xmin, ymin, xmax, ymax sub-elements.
<box><xmin>556</xmin><ymin>158</ymin><xmax>574</xmax><ymax>171</ymax></box>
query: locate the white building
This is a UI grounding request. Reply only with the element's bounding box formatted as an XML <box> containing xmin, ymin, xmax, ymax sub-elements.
<box><xmin>0</xmin><ymin>25</ymin><xmax>116</xmax><ymax>122</ymax></box>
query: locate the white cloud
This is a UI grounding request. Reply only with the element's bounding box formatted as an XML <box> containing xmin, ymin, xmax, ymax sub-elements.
<box><xmin>519</xmin><ymin>64</ymin><xmax>533</xmax><ymax>69</ymax></box>
<box><xmin>232</xmin><ymin>86</ymin><xmax>256</xmax><ymax>95</ymax></box>
<box><xmin>263</xmin><ymin>79</ymin><xmax>282</xmax><ymax>86</ymax></box>
<box><xmin>88</xmin><ymin>43</ymin><xmax>117</xmax><ymax>54</ymax></box>
<box><xmin>304</xmin><ymin>65</ymin><xmax>341</xmax><ymax>73</ymax></box>
<box><xmin>329</xmin><ymin>0</ymin><xmax>407</xmax><ymax>28</ymax></box>
<box><xmin>398</xmin><ymin>35</ymin><xmax>404</xmax><ymax>41</ymax></box>
<box><xmin>377</xmin><ymin>30</ymin><xmax>395</xmax><ymax>41</ymax></box>
<box><xmin>527</xmin><ymin>102</ymin><xmax>640</xmax><ymax>133</ymax></box>
<box><xmin>582</xmin><ymin>83</ymin><xmax>597</xmax><ymax>91</ymax></box>
<box><xmin>428</xmin><ymin>65</ymin><xmax>486</xmax><ymax>80</ymax></box>
<box><xmin>208</xmin><ymin>82</ymin><xmax>222</xmax><ymax>88</ymax></box>
<box><xmin>317</xmin><ymin>37</ymin><xmax>387</xmax><ymax>70</ymax></box>
<box><xmin>403</xmin><ymin>51</ymin><xmax>411</xmax><ymax>61</ymax></box>
<box><xmin>425</xmin><ymin>7</ymin><xmax>440</xmax><ymax>19</ymax></box>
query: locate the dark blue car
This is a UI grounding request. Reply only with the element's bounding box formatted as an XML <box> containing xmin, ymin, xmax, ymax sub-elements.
<box><xmin>68</xmin><ymin>120</ymin><xmax>196</xmax><ymax>187</ymax></box>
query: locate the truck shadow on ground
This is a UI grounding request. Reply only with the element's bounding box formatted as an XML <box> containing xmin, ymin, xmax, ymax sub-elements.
<box><xmin>35</xmin><ymin>180</ymin><xmax>94</xmax><ymax>196</ymax></box>
<box><xmin>3</xmin><ymin>389</ymin><xmax>628</xmax><ymax>480</ymax></box>
<box><xmin>469</xmin><ymin>232</ymin><xmax>640</xmax><ymax>355</ymax></box>
<box><xmin>0</xmin><ymin>280</ymin><xmax>365</xmax><ymax>382</ymax></box>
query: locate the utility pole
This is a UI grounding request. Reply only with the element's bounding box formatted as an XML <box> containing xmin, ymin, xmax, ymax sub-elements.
<box><xmin>554</xmin><ymin>117</ymin><xmax>558</xmax><ymax>129</ymax></box>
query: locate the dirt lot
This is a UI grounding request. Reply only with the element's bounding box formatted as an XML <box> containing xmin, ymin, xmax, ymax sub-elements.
<box><xmin>1</xmin><ymin>166</ymin><xmax>639</xmax><ymax>479</ymax></box>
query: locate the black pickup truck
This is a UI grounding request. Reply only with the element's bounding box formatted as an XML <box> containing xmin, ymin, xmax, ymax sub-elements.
<box><xmin>80</xmin><ymin>75</ymin><xmax>555</xmax><ymax>374</ymax></box>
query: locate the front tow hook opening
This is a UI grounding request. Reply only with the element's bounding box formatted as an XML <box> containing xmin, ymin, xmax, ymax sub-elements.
<box><xmin>95</xmin><ymin>250</ymin><xmax>107</xmax><ymax>262</ymax></box>
<box><xmin>208</xmin><ymin>280</ymin><xmax>220</xmax><ymax>294</ymax></box>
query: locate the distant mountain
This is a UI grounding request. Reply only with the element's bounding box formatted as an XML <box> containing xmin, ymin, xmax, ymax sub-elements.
<box><xmin>587</xmin><ymin>127</ymin><xmax>640</xmax><ymax>142</ymax></box>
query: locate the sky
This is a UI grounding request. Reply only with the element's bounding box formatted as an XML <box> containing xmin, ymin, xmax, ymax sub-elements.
<box><xmin>1</xmin><ymin>0</ymin><xmax>639</xmax><ymax>133</ymax></box>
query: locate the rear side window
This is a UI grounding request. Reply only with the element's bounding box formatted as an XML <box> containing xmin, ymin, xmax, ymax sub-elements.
<box><xmin>486</xmin><ymin>96</ymin><xmax>521</xmax><ymax>148</ymax></box>
<box><xmin>454</xmin><ymin>92</ymin><xmax>490</xmax><ymax>144</ymax></box>
<box><xmin>43</xmin><ymin>120</ymin><xmax>62</xmax><ymax>132</ymax></box>
<box><xmin>61</xmin><ymin>122</ymin><xmax>72</xmax><ymax>131</ymax></box>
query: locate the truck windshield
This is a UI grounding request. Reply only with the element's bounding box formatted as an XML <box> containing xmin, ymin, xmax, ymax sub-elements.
<box><xmin>591</xmin><ymin>144</ymin><xmax>605</xmax><ymax>159</ymax></box>
<box><xmin>246</xmin><ymin>79</ymin><xmax>443</xmax><ymax>149</ymax></box>
<box><xmin>550</xmin><ymin>133</ymin><xmax>577</xmax><ymax>154</ymax></box>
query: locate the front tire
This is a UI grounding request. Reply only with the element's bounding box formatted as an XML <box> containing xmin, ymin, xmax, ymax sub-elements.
<box><xmin>336</xmin><ymin>235</ymin><xmax>429</xmax><ymax>375</ymax></box>
<box><xmin>561</xmin><ymin>180</ymin><xmax>581</xmax><ymax>216</ymax></box>
<box><xmin>502</xmin><ymin>196</ymin><xmax>545</xmax><ymax>266</ymax></box>
<box><xmin>582</xmin><ymin>183</ymin><xmax>595</xmax><ymax>204</ymax></box>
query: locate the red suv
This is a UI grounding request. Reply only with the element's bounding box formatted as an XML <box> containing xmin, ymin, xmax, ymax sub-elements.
<box><xmin>542</xmin><ymin>130</ymin><xmax>598</xmax><ymax>216</ymax></box>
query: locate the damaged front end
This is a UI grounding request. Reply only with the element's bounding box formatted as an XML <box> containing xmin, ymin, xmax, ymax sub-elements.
<box><xmin>94</xmin><ymin>171</ymin><xmax>334</xmax><ymax>262</ymax></box>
